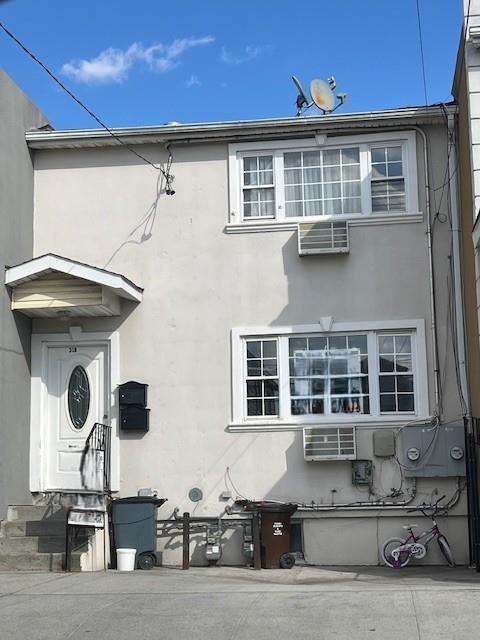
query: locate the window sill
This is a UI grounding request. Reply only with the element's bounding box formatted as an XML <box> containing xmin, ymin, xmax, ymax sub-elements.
<box><xmin>227</xmin><ymin>414</ymin><xmax>431</xmax><ymax>432</ymax></box>
<box><xmin>224</xmin><ymin>212</ymin><xmax>423</xmax><ymax>234</ymax></box>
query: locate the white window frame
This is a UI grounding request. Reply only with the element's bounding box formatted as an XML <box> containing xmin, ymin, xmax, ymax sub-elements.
<box><xmin>227</xmin><ymin>131</ymin><xmax>419</xmax><ymax>228</ymax></box>
<box><xmin>230</xmin><ymin>319</ymin><xmax>429</xmax><ymax>430</ymax></box>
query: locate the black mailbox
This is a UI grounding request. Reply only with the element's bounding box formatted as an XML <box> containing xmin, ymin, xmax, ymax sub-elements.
<box><xmin>119</xmin><ymin>381</ymin><xmax>148</xmax><ymax>406</ymax></box>
<box><xmin>119</xmin><ymin>381</ymin><xmax>149</xmax><ymax>432</ymax></box>
<box><xmin>120</xmin><ymin>406</ymin><xmax>150</xmax><ymax>432</ymax></box>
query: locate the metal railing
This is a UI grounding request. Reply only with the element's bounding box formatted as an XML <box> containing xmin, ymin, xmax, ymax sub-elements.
<box><xmin>465</xmin><ymin>417</ymin><xmax>480</xmax><ymax>571</ymax></box>
<box><xmin>79</xmin><ymin>422</ymin><xmax>112</xmax><ymax>497</ymax></box>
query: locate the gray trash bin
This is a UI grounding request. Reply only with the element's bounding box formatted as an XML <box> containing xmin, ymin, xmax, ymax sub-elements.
<box><xmin>111</xmin><ymin>497</ymin><xmax>167</xmax><ymax>569</ymax></box>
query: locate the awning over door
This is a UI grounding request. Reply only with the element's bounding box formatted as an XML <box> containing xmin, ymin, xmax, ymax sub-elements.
<box><xmin>5</xmin><ymin>253</ymin><xmax>143</xmax><ymax>317</ymax></box>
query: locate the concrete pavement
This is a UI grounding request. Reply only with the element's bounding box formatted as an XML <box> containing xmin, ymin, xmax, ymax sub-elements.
<box><xmin>0</xmin><ymin>566</ymin><xmax>479</xmax><ymax>639</ymax></box>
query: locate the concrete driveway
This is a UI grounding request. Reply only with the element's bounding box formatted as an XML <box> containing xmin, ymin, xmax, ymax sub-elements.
<box><xmin>0</xmin><ymin>566</ymin><xmax>479</xmax><ymax>639</ymax></box>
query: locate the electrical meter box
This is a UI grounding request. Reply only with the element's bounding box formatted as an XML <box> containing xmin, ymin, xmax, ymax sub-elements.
<box><xmin>373</xmin><ymin>430</ymin><xmax>395</xmax><ymax>457</ymax></box>
<box><xmin>351</xmin><ymin>460</ymin><xmax>373</xmax><ymax>485</ymax></box>
<box><xmin>399</xmin><ymin>423</ymin><xmax>465</xmax><ymax>477</ymax></box>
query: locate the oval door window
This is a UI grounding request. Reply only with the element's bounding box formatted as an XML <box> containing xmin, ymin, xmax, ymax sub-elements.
<box><xmin>68</xmin><ymin>366</ymin><xmax>90</xmax><ymax>429</ymax></box>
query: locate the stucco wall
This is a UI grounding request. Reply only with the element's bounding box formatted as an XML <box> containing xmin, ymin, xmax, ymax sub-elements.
<box><xmin>0</xmin><ymin>70</ymin><xmax>47</xmax><ymax>517</ymax></box>
<box><xmin>31</xmin><ymin>122</ymin><xmax>468</xmax><ymax>565</ymax></box>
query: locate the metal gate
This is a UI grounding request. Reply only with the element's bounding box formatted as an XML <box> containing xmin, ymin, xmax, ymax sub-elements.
<box><xmin>465</xmin><ymin>417</ymin><xmax>480</xmax><ymax>570</ymax></box>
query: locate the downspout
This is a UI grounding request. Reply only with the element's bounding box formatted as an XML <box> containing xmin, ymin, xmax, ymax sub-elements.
<box><xmin>412</xmin><ymin>126</ymin><xmax>440</xmax><ymax>416</ymax></box>
<box><xmin>447</xmin><ymin>113</ymin><xmax>470</xmax><ymax>416</ymax></box>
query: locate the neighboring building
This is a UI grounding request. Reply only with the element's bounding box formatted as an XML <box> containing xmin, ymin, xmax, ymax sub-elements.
<box><xmin>0</xmin><ymin>70</ymin><xmax>471</xmax><ymax>568</ymax></box>
<box><xmin>452</xmin><ymin>0</ymin><xmax>480</xmax><ymax>570</ymax></box>
<box><xmin>0</xmin><ymin>70</ymin><xmax>48</xmax><ymax>517</ymax></box>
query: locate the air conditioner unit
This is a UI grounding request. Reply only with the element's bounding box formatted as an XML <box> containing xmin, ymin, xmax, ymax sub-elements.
<box><xmin>470</xmin><ymin>25</ymin><xmax>480</xmax><ymax>48</ymax></box>
<box><xmin>297</xmin><ymin>221</ymin><xmax>349</xmax><ymax>256</ymax></box>
<box><xmin>303</xmin><ymin>426</ymin><xmax>356</xmax><ymax>461</ymax></box>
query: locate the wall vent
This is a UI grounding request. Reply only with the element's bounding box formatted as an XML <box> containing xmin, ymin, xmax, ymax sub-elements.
<box><xmin>297</xmin><ymin>221</ymin><xmax>349</xmax><ymax>256</ymax></box>
<box><xmin>303</xmin><ymin>426</ymin><xmax>356</xmax><ymax>461</ymax></box>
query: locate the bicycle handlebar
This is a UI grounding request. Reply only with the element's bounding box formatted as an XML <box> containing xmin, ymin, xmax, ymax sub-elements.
<box><xmin>406</xmin><ymin>495</ymin><xmax>447</xmax><ymax>514</ymax></box>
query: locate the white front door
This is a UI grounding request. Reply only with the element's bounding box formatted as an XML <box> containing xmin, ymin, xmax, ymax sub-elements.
<box><xmin>45</xmin><ymin>342</ymin><xmax>109</xmax><ymax>491</ymax></box>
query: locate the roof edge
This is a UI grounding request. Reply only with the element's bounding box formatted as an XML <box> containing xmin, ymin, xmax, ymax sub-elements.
<box><xmin>5</xmin><ymin>254</ymin><xmax>143</xmax><ymax>302</ymax></box>
<box><xmin>26</xmin><ymin>104</ymin><xmax>457</xmax><ymax>150</ymax></box>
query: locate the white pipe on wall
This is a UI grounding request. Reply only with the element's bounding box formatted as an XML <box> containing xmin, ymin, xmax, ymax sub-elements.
<box><xmin>447</xmin><ymin>113</ymin><xmax>470</xmax><ymax>417</ymax></box>
<box><xmin>412</xmin><ymin>126</ymin><xmax>441</xmax><ymax>416</ymax></box>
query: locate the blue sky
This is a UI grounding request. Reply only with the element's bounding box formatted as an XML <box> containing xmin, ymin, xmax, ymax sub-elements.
<box><xmin>0</xmin><ymin>0</ymin><xmax>464</xmax><ymax>129</ymax></box>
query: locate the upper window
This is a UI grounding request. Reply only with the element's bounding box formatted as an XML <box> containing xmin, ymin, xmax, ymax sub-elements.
<box><xmin>284</xmin><ymin>148</ymin><xmax>361</xmax><ymax>217</ymax></box>
<box><xmin>370</xmin><ymin>146</ymin><xmax>405</xmax><ymax>213</ymax></box>
<box><xmin>242</xmin><ymin>155</ymin><xmax>275</xmax><ymax>218</ymax></box>
<box><xmin>229</xmin><ymin>132</ymin><xmax>417</xmax><ymax>225</ymax></box>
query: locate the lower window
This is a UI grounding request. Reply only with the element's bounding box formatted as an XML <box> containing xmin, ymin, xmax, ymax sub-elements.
<box><xmin>235</xmin><ymin>324</ymin><xmax>423</xmax><ymax>423</ymax></box>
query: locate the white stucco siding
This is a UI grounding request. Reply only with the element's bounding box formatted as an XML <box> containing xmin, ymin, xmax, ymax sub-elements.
<box><xmin>0</xmin><ymin>71</ymin><xmax>48</xmax><ymax>518</ymax></box>
<box><xmin>30</xmin><ymin>127</ymin><xmax>466</xmax><ymax>565</ymax></box>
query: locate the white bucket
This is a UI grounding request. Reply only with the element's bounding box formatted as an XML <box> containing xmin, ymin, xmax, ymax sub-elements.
<box><xmin>116</xmin><ymin>548</ymin><xmax>136</xmax><ymax>571</ymax></box>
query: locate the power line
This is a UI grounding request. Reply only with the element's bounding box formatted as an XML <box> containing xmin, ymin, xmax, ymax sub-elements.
<box><xmin>415</xmin><ymin>0</ymin><xmax>428</xmax><ymax>105</ymax></box>
<box><xmin>0</xmin><ymin>20</ymin><xmax>175</xmax><ymax>194</ymax></box>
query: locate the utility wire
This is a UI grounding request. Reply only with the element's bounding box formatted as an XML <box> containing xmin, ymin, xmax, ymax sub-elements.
<box><xmin>0</xmin><ymin>20</ymin><xmax>175</xmax><ymax>193</ymax></box>
<box><xmin>415</xmin><ymin>0</ymin><xmax>428</xmax><ymax>105</ymax></box>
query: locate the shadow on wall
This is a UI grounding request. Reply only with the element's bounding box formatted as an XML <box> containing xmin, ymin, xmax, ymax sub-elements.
<box><xmin>103</xmin><ymin>170</ymin><xmax>166</xmax><ymax>269</ymax></box>
<box><xmin>272</xmin><ymin>231</ymin><xmax>351</xmax><ymax>327</ymax></box>
<box><xmin>262</xmin><ymin>431</ymin><xmax>353</xmax><ymax>505</ymax></box>
<box><xmin>157</xmin><ymin>523</ymin><xmax>244</xmax><ymax>567</ymax></box>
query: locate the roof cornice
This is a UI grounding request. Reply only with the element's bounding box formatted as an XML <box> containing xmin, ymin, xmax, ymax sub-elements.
<box><xmin>25</xmin><ymin>104</ymin><xmax>457</xmax><ymax>150</ymax></box>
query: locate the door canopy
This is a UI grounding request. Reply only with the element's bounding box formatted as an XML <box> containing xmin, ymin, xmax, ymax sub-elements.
<box><xmin>5</xmin><ymin>253</ymin><xmax>143</xmax><ymax>317</ymax></box>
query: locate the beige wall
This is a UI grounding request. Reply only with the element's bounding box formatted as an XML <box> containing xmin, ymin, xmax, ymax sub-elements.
<box><xmin>0</xmin><ymin>70</ymin><xmax>47</xmax><ymax>518</ymax></box>
<box><xmin>31</xmin><ymin>123</ymin><xmax>468</xmax><ymax>565</ymax></box>
<box><xmin>454</xmin><ymin>57</ymin><xmax>480</xmax><ymax>418</ymax></box>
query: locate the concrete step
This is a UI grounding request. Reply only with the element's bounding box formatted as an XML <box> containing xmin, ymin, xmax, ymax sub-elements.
<box><xmin>0</xmin><ymin>552</ymin><xmax>82</xmax><ymax>572</ymax></box>
<box><xmin>0</xmin><ymin>536</ymin><xmax>71</xmax><ymax>553</ymax></box>
<box><xmin>1</xmin><ymin>519</ymin><xmax>67</xmax><ymax>538</ymax></box>
<box><xmin>7</xmin><ymin>505</ymin><xmax>66</xmax><ymax>522</ymax></box>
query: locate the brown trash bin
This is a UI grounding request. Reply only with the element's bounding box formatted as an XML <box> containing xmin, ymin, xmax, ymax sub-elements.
<box><xmin>236</xmin><ymin>500</ymin><xmax>297</xmax><ymax>568</ymax></box>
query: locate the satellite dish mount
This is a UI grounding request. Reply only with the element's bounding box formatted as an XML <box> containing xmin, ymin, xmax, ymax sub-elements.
<box><xmin>292</xmin><ymin>75</ymin><xmax>347</xmax><ymax>116</ymax></box>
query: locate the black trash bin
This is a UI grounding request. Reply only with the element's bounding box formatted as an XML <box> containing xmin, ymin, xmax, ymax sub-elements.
<box><xmin>236</xmin><ymin>500</ymin><xmax>297</xmax><ymax>569</ymax></box>
<box><xmin>111</xmin><ymin>497</ymin><xmax>167</xmax><ymax>570</ymax></box>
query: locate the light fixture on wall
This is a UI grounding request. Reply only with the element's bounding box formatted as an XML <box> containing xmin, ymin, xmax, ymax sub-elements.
<box><xmin>56</xmin><ymin>310</ymin><xmax>72</xmax><ymax>321</ymax></box>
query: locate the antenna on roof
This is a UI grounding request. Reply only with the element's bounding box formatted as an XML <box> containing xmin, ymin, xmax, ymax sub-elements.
<box><xmin>292</xmin><ymin>75</ymin><xmax>347</xmax><ymax>117</ymax></box>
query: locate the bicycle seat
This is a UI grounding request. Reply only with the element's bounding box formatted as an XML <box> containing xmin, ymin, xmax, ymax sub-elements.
<box><xmin>402</xmin><ymin>524</ymin><xmax>418</xmax><ymax>529</ymax></box>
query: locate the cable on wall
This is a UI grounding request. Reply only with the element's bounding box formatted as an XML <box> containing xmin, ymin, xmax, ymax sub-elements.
<box><xmin>0</xmin><ymin>20</ymin><xmax>176</xmax><ymax>195</ymax></box>
<box><xmin>415</xmin><ymin>0</ymin><xmax>429</xmax><ymax>105</ymax></box>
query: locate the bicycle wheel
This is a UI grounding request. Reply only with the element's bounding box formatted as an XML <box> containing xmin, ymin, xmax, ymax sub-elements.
<box><xmin>437</xmin><ymin>535</ymin><xmax>455</xmax><ymax>567</ymax></box>
<box><xmin>381</xmin><ymin>537</ymin><xmax>411</xmax><ymax>568</ymax></box>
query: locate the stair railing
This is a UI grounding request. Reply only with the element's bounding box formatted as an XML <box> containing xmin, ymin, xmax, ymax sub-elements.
<box><xmin>79</xmin><ymin>422</ymin><xmax>112</xmax><ymax>498</ymax></box>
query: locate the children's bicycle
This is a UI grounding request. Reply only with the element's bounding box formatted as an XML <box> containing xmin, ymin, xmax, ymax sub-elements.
<box><xmin>381</xmin><ymin>495</ymin><xmax>455</xmax><ymax>568</ymax></box>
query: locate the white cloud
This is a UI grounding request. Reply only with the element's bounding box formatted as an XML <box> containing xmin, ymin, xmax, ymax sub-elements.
<box><xmin>186</xmin><ymin>75</ymin><xmax>201</xmax><ymax>88</ymax></box>
<box><xmin>220</xmin><ymin>45</ymin><xmax>270</xmax><ymax>65</ymax></box>
<box><xmin>140</xmin><ymin>36</ymin><xmax>214</xmax><ymax>73</ymax></box>
<box><xmin>61</xmin><ymin>36</ymin><xmax>214</xmax><ymax>85</ymax></box>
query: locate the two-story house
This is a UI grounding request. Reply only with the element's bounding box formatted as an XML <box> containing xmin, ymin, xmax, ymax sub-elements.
<box><xmin>0</xmin><ymin>70</ymin><xmax>470</xmax><ymax>567</ymax></box>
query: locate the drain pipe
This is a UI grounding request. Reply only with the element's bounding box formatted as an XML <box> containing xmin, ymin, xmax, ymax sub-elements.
<box><xmin>412</xmin><ymin>125</ymin><xmax>440</xmax><ymax>416</ymax></box>
<box><xmin>446</xmin><ymin>113</ymin><xmax>470</xmax><ymax>416</ymax></box>
<box><xmin>296</xmin><ymin>480</ymin><xmax>417</xmax><ymax>511</ymax></box>
<box><xmin>295</xmin><ymin>476</ymin><xmax>463</xmax><ymax>512</ymax></box>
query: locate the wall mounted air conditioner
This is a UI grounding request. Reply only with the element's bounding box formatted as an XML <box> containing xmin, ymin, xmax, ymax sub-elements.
<box><xmin>297</xmin><ymin>221</ymin><xmax>349</xmax><ymax>256</ymax></box>
<box><xmin>303</xmin><ymin>426</ymin><xmax>356</xmax><ymax>461</ymax></box>
<box><xmin>469</xmin><ymin>25</ymin><xmax>480</xmax><ymax>48</ymax></box>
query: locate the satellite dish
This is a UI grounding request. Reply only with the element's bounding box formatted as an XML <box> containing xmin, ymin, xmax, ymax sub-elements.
<box><xmin>292</xmin><ymin>75</ymin><xmax>311</xmax><ymax>115</ymax></box>
<box><xmin>310</xmin><ymin>79</ymin><xmax>335</xmax><ymax>113</ymax></box>
<box><xmin>291</xmin><ymin>74</ymin><xmax>348</xmax><ymax>116</ymax></box>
